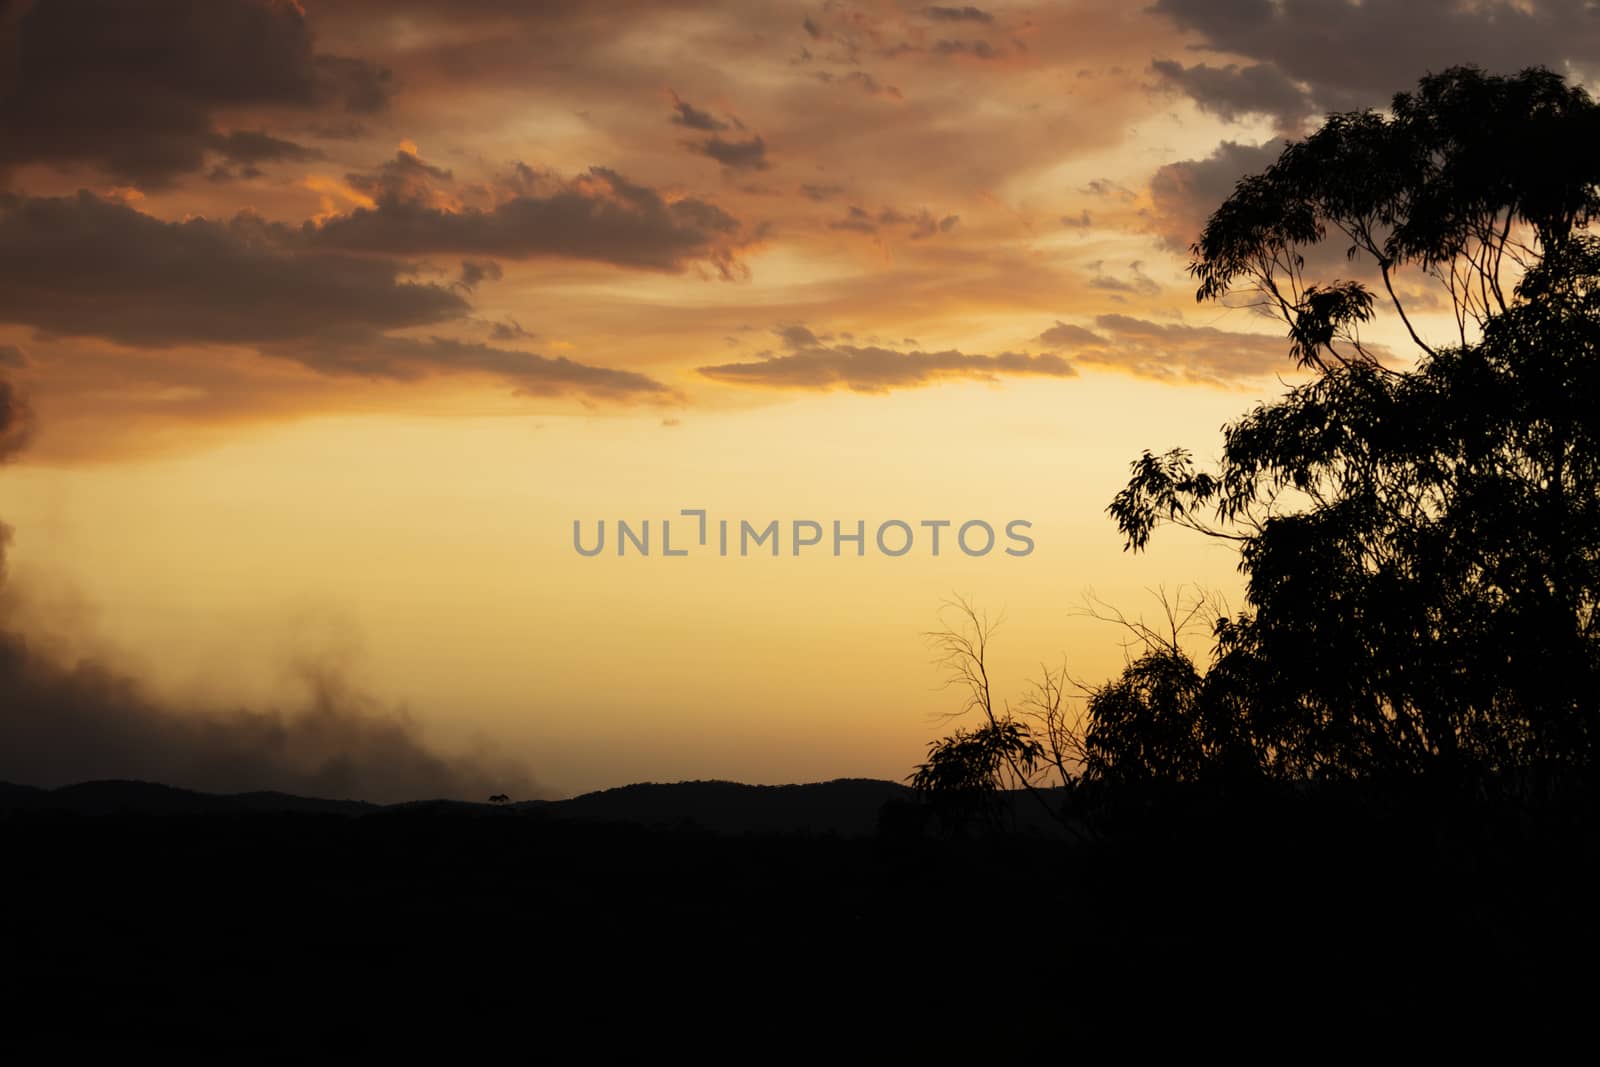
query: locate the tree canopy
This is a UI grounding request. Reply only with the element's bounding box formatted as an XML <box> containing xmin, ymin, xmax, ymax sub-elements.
<box><xmin>1103</xmin><ymin>65</ymin><xmax>1600</xmax><ymax>787</ymax></box>
<box><xmin>912</xmin><ymin>67</ymin><xmax>1600</xmax><ymax>820</ymax></box>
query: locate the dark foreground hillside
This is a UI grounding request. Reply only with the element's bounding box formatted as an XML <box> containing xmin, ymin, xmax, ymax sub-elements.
<box><xmin>2</xmin><ymin>778</ymin><xmax>1598</xmax><ymax>1052</ymax></box>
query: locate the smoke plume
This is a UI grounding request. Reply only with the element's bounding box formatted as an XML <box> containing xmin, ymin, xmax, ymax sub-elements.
<box><xmin>0</xmin><ymin>375</ymin><xmax>541</xmax><ymax>803</ymax></box>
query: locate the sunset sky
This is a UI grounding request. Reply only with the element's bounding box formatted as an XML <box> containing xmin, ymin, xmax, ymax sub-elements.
<box><xmin>2</xmin><ymin>0</ymin><xmax>1598</xmax><ymax>799</ymax></box>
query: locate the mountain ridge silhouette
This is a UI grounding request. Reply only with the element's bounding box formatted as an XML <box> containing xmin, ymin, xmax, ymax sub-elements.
<box><xmin>0</xmin><ymin>776</ymin><xmax>918</xmax><ymax>835</ymax></box>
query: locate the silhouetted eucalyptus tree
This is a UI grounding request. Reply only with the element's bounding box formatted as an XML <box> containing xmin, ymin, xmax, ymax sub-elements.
<box><xmin>1063</xmin><ymin>587</ymin><xmax>1244</xmax><ymax>787</ymax></box>
<box><xmin>910</xmin><ymin>598</ymin><xmax>1085</xmax><ymax>835</ymax></box>
<box><xmin>1108</xmin><ymin>66</ymin><xmax>1600</xmax><ymax>785</ymax></box>
<box><xmin>911</xmin><ymin>720</ymin><xmax>1044</xmax><ymax>834</ymax></box>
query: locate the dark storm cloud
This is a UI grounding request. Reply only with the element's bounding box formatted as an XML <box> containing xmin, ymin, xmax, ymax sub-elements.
<box><xmin>1037</xmin><ymin>321</ymin><xmax>1106</xmax><ymax>348</ymax></box>
<box><xmin>209</xmin><ymin>130</ymin><xmax>326</xmax><ymax>166</ymax></box>
<box><xmin>1150</xmin><ymin>60</ymin><xmax>1314</xmax><ymax>127</ymax></box>
<box><xmin>1150</xmin><ymin>0</ymin><xmax>1600</xmax><ymax>116</ymax></box>
<box><xmin>294</xmin><ymin>336</ymin><xmax>673</xmax><ymax>399</ymax></box>
<box><xmin>1148</xmin><ymin>139</ymin><xmax>1285</xmax><ymax>251</ymax></box>
<box><xmin>0</xmin><ymin>191</ymin><xmax>466</xmax><ymax>348</ymax></box>
<box><xmin>346</xmin><ymin>149</ymin><xmax>455</xmax><ymax>204</ymax></box>
<box><xmin>456</xmin><ymin>259</ymin><xmax>503</xmax><ymax>291</ymax></box>
<box><xmin>0</xmin><ymin>192</ymin><xmax>673</xmax><ymax>399</ymax></box>
<box><xmin>686</xmin><ymin>135</ymin><xmax>771</xmax><ymax>171</ymax></box>
<box><xmin>698</xmin><ymin>337</ymin><xmax>1075</xmax><ymax>393</ymax></box>
<box><xmin>1043</xmin><ymin>313</ymin><xmax>1296</xmax><ymax>385</ymax></box>
<box><xmin>204</xmin><ymin>131</ymin><xmax>323</xmax><ymax>183</ymax></box>
<box><xmin>315</xmin><ymin>155</ymin><xmax>746</xmax><ymax>274</ymax></box>
<box><xmin>0</xmin><ymin>0</ymin><xmax>391</xmax><ymax>186</ymax></box>
<box><xmin>923</xmin><ymin>6</ymin><xmax>995</xmax><ymax>23</ymax></box>
<box><xmin>670</xmin><ymin>92</ymin><xmax>730</xmax><ymax>131</ymax></box>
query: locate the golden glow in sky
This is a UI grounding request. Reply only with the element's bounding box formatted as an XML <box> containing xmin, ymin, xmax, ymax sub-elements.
<box><xmin>4</xmin><ymin>0</ymin><xmax>1589</xmax><ymax>797</ymax></box>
